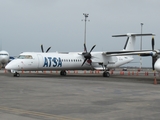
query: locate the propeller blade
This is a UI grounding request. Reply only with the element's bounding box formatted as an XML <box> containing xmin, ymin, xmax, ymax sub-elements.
<box><xmin>151</xmin><ymin>37</ymin><xmax>157</xmax><ymax>70</ymax></box>
<box><xmin>81</xmin><ymin>58</ymin><xmax>87</xmax><ymax>66</ymax></box>
<box><xmin>41</xmin><ymin>44</ymin><xmax>44</xmax><ymax>53</ymax></box>
<box><xmin>89</xmin><ymin>45</ymin><xmax>96</xmax><ymax>53</ymax></box>
<box><xmin>152</xmin><ymin>57</ymin><xmax>155</xmax><ymax>70</ymax></box>
<box><xmin>46</xmin><ymin>47</ymin><xmax>51</xmax><ymax>53</ymax></box>
<box><xmin>151</xmin><ymin>37</ymin><xmax>155</xmax><ymax>51</ymax></box>
<box><xmin>140</xmin><ymin>53</ymin><xmax>152</xmax><ymax>57</ymax></box>
<box><xmin>84</xmin><ymin>43</ymin><xmax>87</xmax><ymax>52</ymax></box>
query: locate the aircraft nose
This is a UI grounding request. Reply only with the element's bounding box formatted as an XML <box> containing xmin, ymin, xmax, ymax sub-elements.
<box><xmin>5</xmin><ymin>60</ymin><xmax>21</xmax><ymax>70</ymax></box>
<box><xmin>5</xmin><ymin>63</ymin><xmax>12</xmax><ymax>70</ymax></box>
<box><xmin>1</xmin><ymin>56</ymin><xmax>7</xmax><ymax>63</ymax></box>
<box><xmin>5</xmin><ymin>61</ymin><xmax>16</xmax><ymax>70</ymax></box>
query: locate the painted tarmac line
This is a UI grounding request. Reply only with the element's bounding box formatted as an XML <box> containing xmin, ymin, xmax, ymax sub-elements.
<box><xmin>0</xmin><ymin>106</ymin><xmax>82</xmax><ymax>120</ymax></box>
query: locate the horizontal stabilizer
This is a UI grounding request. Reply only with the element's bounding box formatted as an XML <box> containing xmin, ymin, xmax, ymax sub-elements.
<box><xmin>112</xmin><ymin>33</ymin><xmax>155</xmax><ymax>37</ymax></box>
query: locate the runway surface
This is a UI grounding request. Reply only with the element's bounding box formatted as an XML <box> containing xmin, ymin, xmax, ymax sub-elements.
<box><xmin>0</xmin><ymin>70</ymin><xmax>160</xmax><ymax>120</ymax></box>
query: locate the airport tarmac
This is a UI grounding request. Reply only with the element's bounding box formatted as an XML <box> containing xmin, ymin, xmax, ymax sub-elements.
<box><xmin>0</xmin><ymin>70</ymin><xmax>160</xmax><ymax>120</ymax></box>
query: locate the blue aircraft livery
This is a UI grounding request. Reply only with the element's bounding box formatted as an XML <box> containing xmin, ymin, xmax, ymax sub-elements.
<box><xmin>43</xmin><ymin>57</ymin><xmax>62</xmax><ymax>67</ymax></box>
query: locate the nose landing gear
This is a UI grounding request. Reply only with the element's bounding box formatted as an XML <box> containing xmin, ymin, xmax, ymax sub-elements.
<box><xmin>13</xmin><ymin>72</ymin><xmax>20</xmax><ymax>77</ymax></box>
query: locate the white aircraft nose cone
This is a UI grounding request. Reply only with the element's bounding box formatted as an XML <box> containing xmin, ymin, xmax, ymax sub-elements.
<box><xmin>1</xmin><ymin>58</ymin><xmax>6</xmax><ymax>63</ymax></box>
<box><xmin>0</xmin><ymin>56</ymin><xmax>8</xmax><ymax>63</ymax></box>
<box><xmin>154</xmin><ymin>59</ymin><xmax>160</xmax><ymax>72</ymax></box>
<box><xmin>5</xmin><ymin>63</ymin><xmax>11</xmax><ymax>70</ymax></box>
<box><xmin>5</xmin><ymin>60</ymin><xmax>20</xmax><ymax>70</ymax></box>
<box><xmin>5</xmin><ymin>61</ymin><xmax>15</xmax><ymax>70</ymax></box>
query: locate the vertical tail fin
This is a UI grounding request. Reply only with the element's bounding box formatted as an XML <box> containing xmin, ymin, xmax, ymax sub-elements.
<box><xmin>123</xmin><ymin>35</ymin><xmax>136</xmax><ymax>51</ymax></box>
<box><xmin>112</xmin><ymin>33</ymin><xmax>154</xmax><ymax>51</ymax></box>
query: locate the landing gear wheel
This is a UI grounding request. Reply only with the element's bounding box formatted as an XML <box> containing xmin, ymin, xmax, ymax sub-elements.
<box><xmin>103</xmin><ymin>71</ymin><xmax>110</xmax><ymax>77</ymax></box>
<box><xmin>60</xmin><ymin>70</ymin><xmax>67</xmax><ymax>76</ymax></box>
<box><xmin>13</xmin><ymin>72</ymin><xmax>20</xmax><ymax>77</ymax></box>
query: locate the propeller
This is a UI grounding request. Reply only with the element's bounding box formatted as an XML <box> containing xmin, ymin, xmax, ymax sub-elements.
<box><xmin>139</xmin><ymin>37</ymin><xmax>157</xmax><ymax>70</ymax></box>
<box><xmin>151</xmin><ymin>37</ymin><xmax>157</xmax><ymax>70</ymax></box>
<box><xmin>81</xmin><ymin>43</ymin><xmax>96</xmax><ymax>66</ymax></box>
<box><xmin>41</xmin><ymin>44</ymin><xmax>51</xmax><ymax>53</ymax></box>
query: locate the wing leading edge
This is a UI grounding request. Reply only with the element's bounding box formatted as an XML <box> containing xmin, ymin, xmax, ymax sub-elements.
<box><xmin>103</xmin><ymin>50</ymin><xmax>156</xmax><ymax>57</ymax></box>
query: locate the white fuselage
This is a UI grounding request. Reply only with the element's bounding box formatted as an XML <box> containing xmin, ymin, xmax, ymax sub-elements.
<box><xmin>0</xmin><ymin>50</ymin><xmax>9</xmax><ymax>67</ymax></box>
<box><xmin>5</xmin><ymin>52</ymin><xmax>133</xmax><ymax>72</ymax></box>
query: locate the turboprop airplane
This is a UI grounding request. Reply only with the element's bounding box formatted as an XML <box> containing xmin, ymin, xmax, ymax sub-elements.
<box><xmin>0</xmin><ymin>50</ymin><xmax>10</xmax><ymax>68</ymax></box>
<box><xmin>5</xmin><ymin>33</ymin><xmax>154</xmax><ymax>77</ymax></box>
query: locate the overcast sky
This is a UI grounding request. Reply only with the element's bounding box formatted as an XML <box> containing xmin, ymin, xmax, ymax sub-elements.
<box><xmin>0</xmin><ymin>0</ymin><xmax>160</xmax><ymax>67</ymax></box>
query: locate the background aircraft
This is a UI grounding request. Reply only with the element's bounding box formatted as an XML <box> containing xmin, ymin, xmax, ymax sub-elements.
<box><xmin>0</xmin><ymin>50</ymin><xmax>10</xmax><ymax>69</ymax></box>
<box><xmin>5</xmin><ymin>33</ymin><xmax>154</xmax><ymax>77</ymax></box>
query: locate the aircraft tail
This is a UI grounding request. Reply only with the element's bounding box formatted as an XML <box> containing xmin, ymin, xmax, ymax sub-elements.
<box><xmin>112</xmin><ymin>33</ymin><xmax>155</xmax><ymax>51</ymax></box>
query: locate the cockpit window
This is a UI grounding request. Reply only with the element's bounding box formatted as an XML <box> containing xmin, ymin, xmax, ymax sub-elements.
<box><xmin>0</xmin><ymin>54</ymin><xmax>8</xmax><ymax>56</ymax></box>
<box><xmin>17</xmin><ymin>55</ymin><xmax>33</xmax><ymax>59</ymax></box>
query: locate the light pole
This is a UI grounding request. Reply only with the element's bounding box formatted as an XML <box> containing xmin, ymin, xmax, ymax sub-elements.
<box><xmin>83</xmin><ymin>13</ymin><xmax>89</xmax><ymax>45</ymax></box>
<box><xmin>140</xmin><ymin>23</ymin><xmax>143</xmax><ymax>69</ymax></box>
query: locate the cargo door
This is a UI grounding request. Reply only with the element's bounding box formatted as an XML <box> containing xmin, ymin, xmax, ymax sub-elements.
<box><xmin>37</xmin><ymin>54</ymin><xmax>43</xmax><ymax>68</ymax></box>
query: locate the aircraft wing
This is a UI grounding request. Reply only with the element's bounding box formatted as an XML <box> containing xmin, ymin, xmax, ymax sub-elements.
<box><xmin>103</xmin><ymin>50</ymin><xmax>155</xmax><ymax>56</ymax></box>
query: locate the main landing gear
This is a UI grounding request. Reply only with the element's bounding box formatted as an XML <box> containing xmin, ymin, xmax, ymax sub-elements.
<box><xmin>99</xmin><ymin>63</ymin><xmax>110</xmax><ymax>77</ymax></box>
<box><xmin>13</xmin><ymin>72</ymin><xmax>20</xmax><ymax>77</ymax></box>
<box><xmin>103</xmin><ymin>71</ymin><xmax>110</xmax><ymax>77</ymax></box>
<box><xmin>60</xmin><ymin>70</ymin><xmax>67</xmax><ymax>76</ymax></box>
